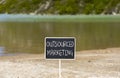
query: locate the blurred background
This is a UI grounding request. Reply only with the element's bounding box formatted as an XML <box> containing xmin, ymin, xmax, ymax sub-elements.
<box><xmin>0</xmin><ymin>0</ymin><xmax>120</xmax><ymax>14</ymax></box>
<box><xmin>0</xmin><ymin>0</ymin><xmax>120</xmax><ymax>54</ymax></box>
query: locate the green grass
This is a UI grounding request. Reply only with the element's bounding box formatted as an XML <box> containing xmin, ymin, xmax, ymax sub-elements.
<box><xmin>0</xmin><ymin>14</ymin><xmax>120</xmax><ymax>22</ymax></box>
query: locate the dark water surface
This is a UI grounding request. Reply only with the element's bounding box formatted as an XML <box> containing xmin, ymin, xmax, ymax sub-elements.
<box><xmin>0</xmin><ymin>22</ymin><xmax>120</xmax><ymax>54</ymax></box>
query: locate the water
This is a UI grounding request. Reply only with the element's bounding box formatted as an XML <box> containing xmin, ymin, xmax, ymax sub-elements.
<box><xmin>0</xmin><ymin>16</ymin><xmax>120</xmax><ymax>54</ymax></box>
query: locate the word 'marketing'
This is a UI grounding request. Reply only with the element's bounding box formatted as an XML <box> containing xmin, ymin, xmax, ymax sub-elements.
<box><xmin>47</xmin><ymin>49</ymin><xmax>73</xmax><ymax>56</ymax></box>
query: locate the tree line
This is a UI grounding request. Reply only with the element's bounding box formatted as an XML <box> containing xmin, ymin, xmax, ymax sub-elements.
<box><xmin>0</xmin><ymin>0</ymin><xmax>120</xmax><ymax>14</ymax></box>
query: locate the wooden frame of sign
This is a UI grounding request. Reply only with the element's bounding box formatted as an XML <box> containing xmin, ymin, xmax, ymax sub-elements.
<box><xmin>44</xmin><ymin>37</ymin><xmax>76</xmax><ymax>60</ymax></box>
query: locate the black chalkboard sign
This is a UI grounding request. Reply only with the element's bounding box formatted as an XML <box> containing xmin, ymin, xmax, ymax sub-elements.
<box><xmin>45</xmin><ymin>37</ymin><xmax>75</xmax><ymax>59</ymax></box>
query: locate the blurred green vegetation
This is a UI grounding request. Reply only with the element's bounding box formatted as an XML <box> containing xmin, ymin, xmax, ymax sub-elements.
<box><xmin>0</xmin><ymin>0</ymin><xmax>120</xmax><ymax>14</ymax></box>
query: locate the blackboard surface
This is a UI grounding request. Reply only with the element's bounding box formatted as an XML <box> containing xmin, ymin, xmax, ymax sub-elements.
<box><xmin>45</xmin><ymin>37</ymin><xmax>75</xmax><ymax>59</ymax></box>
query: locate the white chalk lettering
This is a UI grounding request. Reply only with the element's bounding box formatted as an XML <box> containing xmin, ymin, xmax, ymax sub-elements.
<box><xmin>46</xmin><ymin>41</ymin><xmax>74</xmax><ymax>47</ymax></box>
<box><xmin>47</xmin><ymin>49</ymin><xmax>73</xmax><ymax>56</ymax></box>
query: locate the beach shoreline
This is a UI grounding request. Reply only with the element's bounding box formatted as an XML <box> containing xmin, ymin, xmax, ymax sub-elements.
<box><xmin>0</xmin><ymin>47</ymin><xmax>120</xmax><ymax>78</ymax></box>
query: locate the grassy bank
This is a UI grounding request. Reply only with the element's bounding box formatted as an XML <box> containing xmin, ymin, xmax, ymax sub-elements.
<box><xmin>0</xmin><ymin>14</ymin><xmax>120</xmax><ymax>22</ymax></box>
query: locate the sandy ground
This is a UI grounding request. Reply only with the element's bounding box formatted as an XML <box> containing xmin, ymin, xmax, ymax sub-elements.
<box><xmin>0</xmin><ymin>48</ymin><xmax>120</xmax><ymax>78</ymax></box>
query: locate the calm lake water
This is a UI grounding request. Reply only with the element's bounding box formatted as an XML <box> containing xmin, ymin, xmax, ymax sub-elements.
<box><xmin>0</xmin><ymin>17</ymin><xmax>120</xmax><ymax>54</ymax></box>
